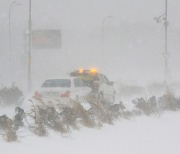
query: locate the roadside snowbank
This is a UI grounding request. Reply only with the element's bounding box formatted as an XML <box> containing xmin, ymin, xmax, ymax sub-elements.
<box><xmin>1</xmin><ymin>111</ymin><xmax>180</xmax><ymax>154</ymax></box>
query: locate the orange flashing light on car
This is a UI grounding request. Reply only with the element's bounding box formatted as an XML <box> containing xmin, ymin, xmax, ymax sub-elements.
<box><xmin>79</xmin><ymin>68</ymin><xmax>84</xmax><ymax>73</ymax></box>
<box><xmin>90</xmin><ymin>68</ymin><xmax>98</xmax><ymax>74</ymax></box>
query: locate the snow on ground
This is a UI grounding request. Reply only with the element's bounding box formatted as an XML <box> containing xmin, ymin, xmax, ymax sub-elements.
<box><xmin>0</xmin><ymin>106</ymin><xmax>16</xmax><ymax>118</ymax></box>
<box><xmin>1</xmin><ymin>111</ymin><xmax>180</xmax><ymax>154</ymax></box>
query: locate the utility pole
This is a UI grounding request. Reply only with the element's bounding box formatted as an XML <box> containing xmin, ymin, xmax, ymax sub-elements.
<box><xmin>163</xmin><ymin>0</ymin><xmax>170</xmax><ymax>82</ymax></box>
<box><xmin>28</xmin><ymin>0</ymin><xmax>32</xmax><ymax>93</ymax></box>
<box><xmin>155</xmin><ymin>0</ymin><xmax>170</xmax><ymax>82</ymax></box>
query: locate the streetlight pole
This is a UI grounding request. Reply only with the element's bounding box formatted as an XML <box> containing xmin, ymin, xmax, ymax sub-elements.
<box><xmin>28</xmin><ymin>0</ymin><xmax>32</xmax><ymax>93</ymax></box>
<box><xmin>8</xmin><ymin>1</ymin><xmax>21</xmax><ymax>85</ymax></box>
<box><xmin>9</xmin><ymin>1</ymin><xmax>21</xmax><ymax>53</ymax></box>
<box><xmin>101</xmin><ymin>16</ymin><xmax>113</xmax><ymax>68</ymax></box>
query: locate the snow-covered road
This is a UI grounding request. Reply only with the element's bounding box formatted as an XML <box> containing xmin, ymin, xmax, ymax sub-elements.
<box><xmin>1</xmin><ymin>111</ymin><xmax>180</xmax><ymax>154</ymax></box>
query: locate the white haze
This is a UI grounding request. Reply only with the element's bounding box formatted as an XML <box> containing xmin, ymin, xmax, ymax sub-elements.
<box><xmin>0</xmin><ymin>0</ymin><xmax>180</xmax><ymax>93</ymax></box>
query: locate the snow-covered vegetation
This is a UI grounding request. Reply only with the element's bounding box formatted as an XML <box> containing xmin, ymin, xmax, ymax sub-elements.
<box><xmin>0</xmin><ymin>87</ymin><xmax>180</xmax><ymax>144</ymax></box>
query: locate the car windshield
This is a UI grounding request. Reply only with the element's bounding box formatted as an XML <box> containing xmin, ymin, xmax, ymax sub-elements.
<box><xmin>42</xmin><ymin>79</ymin><xmax>71</xmax><ymax>88</ymax></box>
<box><xmin>74</xmin><ymin>78</ymin><xmax>84</xmax><ymax>87</ymax></box>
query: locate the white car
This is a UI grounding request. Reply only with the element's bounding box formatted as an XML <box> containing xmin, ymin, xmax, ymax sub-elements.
<box><xmin>93</xmin><ymin>73</ymin><xmax>116</xmax><ymax>102</ymax></box>
<box><xmin>33</xmin><ymin>77</ymin><xmax>91</xmax><ymax>108</ymax></box>
<box><xmin>70</xmin><ymin>69</ymin><xmax>116</xmax><ymax>103</ymax></box>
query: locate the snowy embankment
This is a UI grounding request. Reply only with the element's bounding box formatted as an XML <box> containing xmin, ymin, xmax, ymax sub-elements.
<box><xmin>1</xmin><ymin>111</ymin><xmax>180</xmax><ymax>154</ymax></box>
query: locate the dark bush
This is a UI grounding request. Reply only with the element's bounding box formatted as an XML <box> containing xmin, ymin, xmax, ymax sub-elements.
<box><xmin>0</xmin><ymin>86</ymin><xmax>23</xmax><ymax>106</ymax></box>
<box><xmin>158</xmin><ymin>89</ymin><xmax>178</xmax><ymax>111</ymax></box>
<box><xmin>132</xmin><ymin>96</ymin><xmax>158</xmax><ymax>115</ymax></box>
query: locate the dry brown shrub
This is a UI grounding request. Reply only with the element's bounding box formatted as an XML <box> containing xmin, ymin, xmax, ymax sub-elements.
<box><xmin>3</xmin><ymin>117</ymin><xmax>17</xmax><ymax>142</ymax></box>
<box><xmin>33</xmin><ymin>123</ymin><xmax>48</xmax><ymax>137</ymax></box>
<box><xmin>60</xmin><ymin>107</ymin><xmax>78</xmax><ymax>130</ymax></box>
<box><xmin>159</xmin><ymin>88</ymin><xmax>178</xmax><ymax>111</ymax></box>
<box><xmin>34</xmin><ymin>105</ymin><xmax>67</xmax><ymax>134</ymax></box>
<box><xmin>88</xmin><ymin>100</ymin><xmax>113</xmax><ymax>125</ymax></box>
<box><xmin>72</xmin><ymin>102</ymin><xmax>96</xmax><ymax>128</ymax></box>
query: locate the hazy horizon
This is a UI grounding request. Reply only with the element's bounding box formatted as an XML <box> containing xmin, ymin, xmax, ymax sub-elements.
<box><xmin>0</xmin><ymin>0</ymin><xmax>180</xmax><ymax>92</ymax></box>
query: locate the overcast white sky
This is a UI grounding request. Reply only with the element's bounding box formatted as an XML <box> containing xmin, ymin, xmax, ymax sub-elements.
<box><xmin>0</xmin><ymin>0</ymin><xmax>180</xmax><ymax>91</ymax></box>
